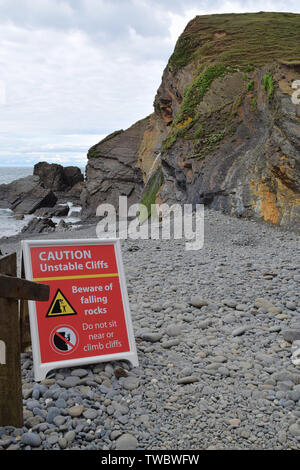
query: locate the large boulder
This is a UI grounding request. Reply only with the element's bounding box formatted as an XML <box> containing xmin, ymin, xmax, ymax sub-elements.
<box><xmin>12</xmin><ymin>186</ymin><xmax>57</xmax><ymax>215</ymax></box>
<box><xmin>33</xmin><ymin>162</ymin><xmax>68</xmax><ymax>191</ymax></box>
<box><xmin>0</xmin><ymin>175</ymin><xmax>57</xmax><ymax>214</ymax></box>
<box><xmin>0</xmin><ymin>175</ymin><xmax>40</xmax><ymax>209</ymax></box>
<box><xmin>33</xmin><ymin>162</ymin><xmax>83</xmax><ymax>192</ymax></box>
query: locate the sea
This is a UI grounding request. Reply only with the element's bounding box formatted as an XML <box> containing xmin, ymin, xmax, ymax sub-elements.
<box><xmin>0</xmin><ymin>166</ymin><xmax>84</xmax><ymax>238</ymax></box>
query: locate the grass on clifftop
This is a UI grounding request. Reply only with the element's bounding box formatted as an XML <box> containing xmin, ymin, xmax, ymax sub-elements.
<box><xmin>168</xmin><ymin>12</ymin><xmax>300</xmax><ymax>73</ymax></box>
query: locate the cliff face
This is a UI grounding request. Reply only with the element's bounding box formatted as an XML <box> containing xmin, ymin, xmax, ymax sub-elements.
<box><xmin>83</xmin><ymin>12</ymin><xmax>300</xmax><ymax>229</ymax></box>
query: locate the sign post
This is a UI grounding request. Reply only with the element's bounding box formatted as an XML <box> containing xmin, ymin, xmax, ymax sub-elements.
<box><xmin>0</xmin><ymin>252</ymin><xmax>49</xmax><ymax>426</ymax></box>
<box><xmin>22</xmin><ymin>238</ymin><xmax>138</xmax><ymax>381</ymax></box>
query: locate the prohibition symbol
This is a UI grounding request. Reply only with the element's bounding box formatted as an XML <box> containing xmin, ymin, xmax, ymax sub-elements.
<box><xmin>50</xmin><ymin>325</ymin><xmax>79</xmax><ymax>355</ymax></box>
<box><xmin>46</xmin><ymin>289</ymin><xmax>77</xmax><ymax>317</ymax></box>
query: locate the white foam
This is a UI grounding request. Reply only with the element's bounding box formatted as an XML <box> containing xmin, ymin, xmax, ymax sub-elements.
<box><xmin>0</xmin><ymin>208</ymin><xmax>34</xmax><ymax>237</ymax></box>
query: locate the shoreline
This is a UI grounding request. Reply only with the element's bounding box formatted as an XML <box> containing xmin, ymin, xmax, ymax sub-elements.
<box><xmin>0</xmin><ymin>206</ymin><xmax>298</xmax><ymax>263</ymax></box>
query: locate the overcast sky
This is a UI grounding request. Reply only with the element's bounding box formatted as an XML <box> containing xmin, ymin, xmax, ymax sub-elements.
<box><xmin>0</xmin><ymin>0</ymin><xmax>299</xmax><ymax>167</ymax></box>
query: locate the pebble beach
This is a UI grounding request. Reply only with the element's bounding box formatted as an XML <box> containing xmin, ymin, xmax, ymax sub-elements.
<box><xmin>0</xmin><ymin>208</ymin><xmax>300</xmax><ymax>450</ymax></box>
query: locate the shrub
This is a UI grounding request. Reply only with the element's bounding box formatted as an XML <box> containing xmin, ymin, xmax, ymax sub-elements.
<box><xmin>247</xmin><ymin>79</ymin><xmax>254</xmax><ymax>91</ymax></box>
<box><xmin>263</xmin><ymin>73</ymin><xmax>274</xmax><ymax>99</ymax></box>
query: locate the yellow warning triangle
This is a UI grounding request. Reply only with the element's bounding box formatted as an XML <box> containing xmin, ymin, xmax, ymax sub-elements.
<box><xmin>46</xmin><ymin>289</ymin><xmax>77</xmax><ymax>317</ymax></box>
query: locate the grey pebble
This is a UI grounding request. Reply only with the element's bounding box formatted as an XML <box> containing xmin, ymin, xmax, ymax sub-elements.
<box><xmin>46</xmin><ymin>407</ymin><xmax>61</xmax><ymax>424</ymax></box>
<box><xmin>47</xmin><ymin>434</ymin><xmax>59</xmax><ymax>445</ymax></box>
<box><xmin>71</xmin><ymin>368</ymin><xmax>89</xmax><ymax>377</ymax></box>
<box><xmin>189</xmin><ymin>296</ymin><xmax>209</xmax><ymax>308</ymax></box>
<box><xmin>53</xmin><ymin>415</ymin><xmax>66</xmax><ymax>427</ymax></box>
<box><xmin>289</xmin><ymin>423</ymin><xmax>300</xmax><ymax>437</ymax></box>
<box><xmin>83</xmin><ymin>409</ymin><xmax>98</xmax><ymax>420</ymax></box>
<box><xmin>232</xmin><ymin>326</ymin><xmax>248</xmax><ymax>336</ymax></box>
<box><xmin>177</xmin><ymin>376</ymin><xmax>199</xmax><ymax>385</ymax></box>
<box><xmin>21</xmin><ymin>432</ymin><xmax>41</xmax><ymax>448</ymax></box>
<box><xmin>115</xmin><ymin>433</ymin><xmax>138</xmax><ymax>450</ymax></box>
<box><xmin>141</xmin><ymin>332</ymin><xmax>163</xmax><ymax>343</ymax></box>
<box><xmin>121</xmin><ymin>377</ymin><xmax>140</xmax><ymax>391</ymax></box>
<box><xmin>65</xmin><ymin>430</ymin><xmax>76</xmax><ymax>444</ymax></box>
<box><xmin>161</xmin><ymin>339</ymin><xmax>180</xmax><ymax>349</ymax></box>
<box><xmin>58</xmin><ymin>437</ymin><xmax>68</xmax><ymax>449</ymax></box>
<box><xmin>282</xmin><ymin>329</ymin><xmax>300</xmax><ymax>343</ymax></box>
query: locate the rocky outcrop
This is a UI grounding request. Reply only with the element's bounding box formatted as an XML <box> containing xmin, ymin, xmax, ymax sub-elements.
<box><xmin>0</xmin><ymin>175</ymin><xmax>57</xmax><ymax>214</ymax></box>
<box><xmin>13</xmin><ymin>186</ymin><xmax>57</xmax><ymax>215</ymax></box>
<box><xmin>34</xmin><ymin>162</ymin><xmax>83</xmax><ymax>192</ymax></box>
<box><xmin>0</xmin><ymin>175</ymin><xmax>38</xmax><ymax>209</ymax></box>
<box><xmin>34</xmin><ymin>162</ymin><xmax>84</xmax><ymax>202</ymax></box>
<box><xmin>82</xmin><ymin>114</ymin><xmax>168</xmax><ymax>218</ymax></box>
<box><xmin>81</xmin><ymin>118</ymin><xmax>156</xmax><ymax>216</ymax></box>
<box><xmin>83</xmin><ymin>12</ymin><xmax>300</xmax><ymax>229</ymax></box>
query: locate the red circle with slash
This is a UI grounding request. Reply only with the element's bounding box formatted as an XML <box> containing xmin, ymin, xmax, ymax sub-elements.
<box><xmin>49</xmin><ymin>325</ymin><xmax>79</xmax><ymax>356</ymax></box>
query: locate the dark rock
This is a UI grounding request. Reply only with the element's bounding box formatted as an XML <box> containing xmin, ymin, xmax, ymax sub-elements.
<box><xmin>56</xmin><ymin>219</ymin><xmax>71</xmax><ymax>231</ymax></box>
<box><xmin>65</xmin><ymin>181</ymin><xmax>84</xmax><ymax>199</ymax></box>
<box><xmin>0</xmin><ymin>173</ymin><xmax>57</xmax><ymax>214</ymax></box>
<box><xmin>0</xmin><ymin>175</ymin><xmax>40</xmax><ymax>209</ymax></box>
<box><xmin>114</xmin><ymin>367</ymin><xmax>128</xmax><ymax>378</ymax></box>
<box><xmin>34</xmin><ymin>205</ymin><xmax>69</xmax><ymax>217</ymax></box>
<box><xmin>13</xmin><ymin>186</ymin><xmax>57</xmax><ymax>215</ymax></box>
<box><xmin>21</xmin><ymin>217</ymin><xmax>56</xmax><ymax>234</ymax></box>
<box><xmin>34</xmin><ymin>162</ymin><xmax>83</xmax><ymax>192</ymax></box>
<box><xmin>81</xmin><ymin>121</ymin><xmax>147</xmax><ymax>217</ymax></box>
<box><xmin>64</xmin><ymin>166</ymin><xmax>84</xmax><ymax>187</ymax></box>
<box><xmin>34</xmin><ymin>162</ymin><xmax>68</xmax><ymax>191</ymax></box>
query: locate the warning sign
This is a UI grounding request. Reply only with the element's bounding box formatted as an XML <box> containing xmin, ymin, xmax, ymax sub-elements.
<box><xmin>21</xmin><ymin>238</ymin><xmax>138</xmax><ymax>381</ymax></box>
<box><xmin>46</xmin><ymin>289</ymin><xmax>77</xmax><ymax>317</ymax></box>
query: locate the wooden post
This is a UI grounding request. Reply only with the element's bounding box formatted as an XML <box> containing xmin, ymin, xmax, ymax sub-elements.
<box><xmin>0</xmin><ymin>253</ymin><xmax>50</xmax><ymax>427</ymax></box>
<box><xmin>19</xmin><ymin>259</ymin><xmax>49</xmax><ymax>353</ymax></box>
<box><xmin>0</xmin><ymin>253</ymin><xmax>23</xmax><ymax>427</ymax></box>
<box><xmin>20</xmin><ymin>259</ymin><xmax>31</xmax><ymax>352</ymax></box>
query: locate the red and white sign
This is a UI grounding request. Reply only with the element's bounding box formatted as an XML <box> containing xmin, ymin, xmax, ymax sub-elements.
<box><xmin>22</xmin><ymin>238</ymin><xmax>138</xmax><ymax>381</ymax></box>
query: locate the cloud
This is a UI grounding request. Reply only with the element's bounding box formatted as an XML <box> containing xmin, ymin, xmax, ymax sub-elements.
<box><xmin>0</xmin><ymin>20</ymin><xmax>167</xmax><ymax>161</ymax></box>
<box><xmin>0</xmin><ymin>133</ymin><xmax>102</xmax><ymax>166</ymax></box>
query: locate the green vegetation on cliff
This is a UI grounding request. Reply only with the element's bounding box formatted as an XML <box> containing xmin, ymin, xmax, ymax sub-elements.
<box><xmin>173</xmin><ymin>64</ymin><xmax>228</xmax><ymax>124</ymax></box>
<box><xmin>263</xmin><ymin>73</ymin><xmax>275</xmax><ymax>99</ymax></box>
<box><xmin>139</xmin><ymin>168</ymin><xmax>164</xmax><ymax>223</ymax></box>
